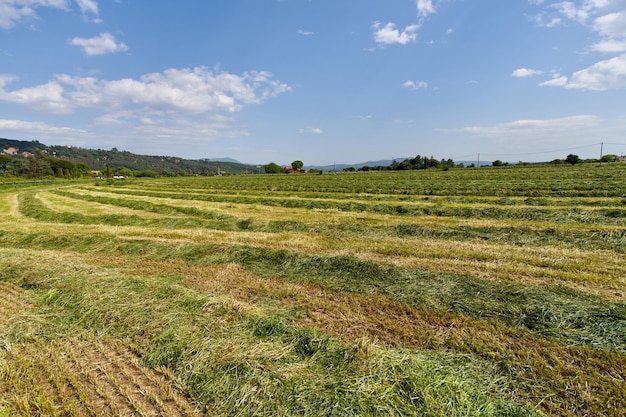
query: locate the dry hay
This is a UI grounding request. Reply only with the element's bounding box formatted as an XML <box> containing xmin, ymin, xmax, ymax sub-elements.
<box><xmin>0</xmin><ymin>338</ymin><xmax>201</xmax><ymax>417</ymax></box>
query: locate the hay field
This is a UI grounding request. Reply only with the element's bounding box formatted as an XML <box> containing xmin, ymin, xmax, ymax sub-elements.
<box><xmin>1</xmin><ymin>164</ymin><xmax>625</xmax><ymax>416</ymax></box>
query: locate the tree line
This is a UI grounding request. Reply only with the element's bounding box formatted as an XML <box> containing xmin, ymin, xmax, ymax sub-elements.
<box><xmin>263</xmin><ymin>152</ymin><xmax>624</xmax><ymax>175</ymax></box>
<box><xmin>0</xmin><ymin>150</ymin><xmax>91</xmax><ymax>179</ymax></box>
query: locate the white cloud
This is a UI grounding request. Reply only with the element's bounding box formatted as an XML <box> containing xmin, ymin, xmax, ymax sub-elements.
<box><xmin>565</xmin><ymin>53</ymin><xmax>626</xmax><ymax>90</ymax></box>
<box><xmin>546</xmin><ymin>17</ymin><xmax>562</xmax><ymax>27</ymax></box>
<box><xmin>70</xmin><ymin>32</ymin><xmax>128</xmax><ymax>55</ymax></box>
<box><xmin>417</xmin><ymin>0</ymin><xmax>435</xmax><ymax>17</ymax></box>
<box><xmin>0</xmin><ymin>75</ymin><xmax>72</xmax><ymax>114</ymax></box>
<box><xmin>0</xmin><ymin>0</ymin><xmax>66</xmax><ymax>29</ymax></box>
<box><xmin>592</xmin><ymin>39</ymin><xmax>626</xmax><ymax>52</ymax></box>
<box><xmin>0</xmin><ymin>67</ymin><xmax>291</xmax><ymax>116</ymax></box>
<box><xmin>537</xmin><ymin>1</ymin><xmax>626</xmax><ymax>45</ymax></box>
<box><xmin>403</xmin><ymin>80</ymin><xmax>428</xmax><ymax>90</ymax></box>
<box><xmin>372</xmin><ymin>22</ymin><xmax>419</xmax><ymax>45</ymax></box>
<box><xmin>0</xmin><ymin>118</ymin><xmax>89</xmax><ymax>144</ymax></box>
<box><xmin>0</xmin><ymin>0</ymin><xmax>99</xmax><ymax>29</ymax></box>
<box><xmin>530</xmin><ymin>1</ymin><xmax>626</xmax><ymax>90</ymax></box>
<box><xmin>593</xmin><ymin>11</ymin><xmax>626</xmax><ymax>37</ymax></box>
<box><xmin>554</xmin><ymin>1</ymin><xmax>592</xmax><ymax>23</ymax></box>
<box><xmin>75</xmin><ymin>0</ymin><xmax>97</xmax><ymax>15</ymax></box>
<box><xmin>538</xmin><ymin>54</ymin><xmax>626</xmax><ymax>90</ymax></box>
<box><xmin>299</xmin><ymin>127</ymin><xmax>324</xmax><ymax>134</ymax></box>
<box><xmin>539</xmin><ymin>74</ymin><xmax>569</xmax><ymax>86</ymax></box>
<box><xmin>297</xmin><ymin>29</ymin><xmax>315</xmax><ymax>36</ymax></box>
<box><xmin>591</xmin><ymin>10</ymin><xmax>626</xmax><ymax>52</ymax></box>
<box><xmin>453</xmin><ymin>115</ymin><xmax>600</xmax><ymax>137</ymax></box>
<box><xmin>512</xmin><ymin>68</ymin><xmax>544</xmax><ymax>77</ymax></box>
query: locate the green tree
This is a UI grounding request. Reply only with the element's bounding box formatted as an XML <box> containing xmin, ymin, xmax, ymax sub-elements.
<box><xmin>75</xmin><ymin>162</ymin><xmax>91</xmax><ymax>177</ymax></box>
<box><xmin>0</xmin><ymin>154</ymin><xmax>10</xmax><ymax>169</ymax></box>
<box><xmin>397</xmin><ymin>159</ymin><xmax>412</xmax><ymax>170</ymax></box>
<box><xmin>0</xmin><ymin>154</ymin><xmax>11</xmax><ymax>177</ymax></box>
<box><xmin>492</xmin><ymin>160</ymin><xmax>504</xmax><ymax>167</ymax></box>
<box><xmin>425</xmin><ymin>156</ymin><xmax>439</xmax><ymax>169</ymax></box>
<box><xmin>411</xmin><ymin>155</ymin><xmax>423</xmax><ymax>169</ymax></box>
<box><xmin>565</xmin><ymin>154</ymin><xmax>581</xmax><ymax>165</ymax></box>
<box><xmin>291</xmin><ymin>160</ymin><xmax>303</xmax><ymax>170</ymax></box>
<box><xmin>264</xmin><ymin>162</ymin><xmax>282</xmax><ymax>174</ymax></box>
<box><xmin>47</xmin><ymin>157</ymin><xmax>75</xmax><ymax>177</ymax></box>
<box><xmin>116</xmin><ymin>167</ymin><xmax>134</xmax><ymax>177</ymax></box>
<box><xmin>27</xmin><ymin>150</ymin><xmax>53</xmax><ymax>178</ymax></box>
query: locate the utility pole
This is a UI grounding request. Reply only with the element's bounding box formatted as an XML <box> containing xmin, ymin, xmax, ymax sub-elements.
<box><xmin>477</xmin><ymin>152</ymin><xmax>480</xmax><ymax>168</ymax></box>
<box><xmin>600</xmin><ymin>142</ymin><xmax>604</xmax><ymax>161</ymax></box>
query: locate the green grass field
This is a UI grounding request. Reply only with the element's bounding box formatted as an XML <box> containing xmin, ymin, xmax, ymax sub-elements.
<box><xmin>1</xmin><ymin>164</ymin><xmax>625</xmax><ymax>416</ymax></box>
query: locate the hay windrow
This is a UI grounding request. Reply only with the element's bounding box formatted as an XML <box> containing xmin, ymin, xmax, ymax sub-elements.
<box><xmin>1</xmin><ymin>166</ymin><xmax>625</xmax><ymax>416</ymax></box>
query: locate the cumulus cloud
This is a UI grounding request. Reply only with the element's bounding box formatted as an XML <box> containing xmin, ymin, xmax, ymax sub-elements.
<box><xmin>402</xmin><ymin>80</ymin><xmax>428</xmax><ymax>90</ymax></box>
<box><xmin>372</xmin><ymin>21</ymin><xmax>419</xmax><ymax>45</ymax></box>
<box><xmin>0</xmin><ymin>0</ymin><xmax>99</xmax><ymax>29</ymax></box>
<box><xmin>70</xmin><ymin>33</ymin><xmax>128</xmax><ymax>55</ymax></box>
<box><xmin>0</xmin><ymin>75</ymin><xmax>71</xmax><ymax>114</ymax></box>
<box><xmin>512</xmin><ymin>68</ymin><xmax>544</xmax><ymax>77</ymax></box>
<box><xmin>0</xmin><ymin>67</ymin><xmax>292</xmax><ymax>116</ymax></box>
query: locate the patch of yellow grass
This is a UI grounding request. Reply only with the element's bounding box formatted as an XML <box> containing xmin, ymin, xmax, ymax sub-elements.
<box><xmin>36</xmin><ymin>191</ymin><xmax>168</xmax><ymax>218</ymax></box>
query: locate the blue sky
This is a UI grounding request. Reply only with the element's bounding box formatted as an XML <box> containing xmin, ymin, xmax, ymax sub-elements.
<box><xmin>1</xmin><ymin>0</ymin><xmax>625</xmax><ymax>165</ymax></box>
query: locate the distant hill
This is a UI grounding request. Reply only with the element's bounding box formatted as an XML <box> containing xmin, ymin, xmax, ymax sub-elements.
<box><xmin>306</xmin><ymin>158</ymin><xmax>412</xmax><ymax>171</ymax></box>
<box><xmin>0</xmin><ymin>138</ymin><xmax>257</xmax><ymax>174</ymax></box>
<box><xmin>210</xmin><ymin>157</ymin><xmax>241</xmax><ymax>163</ymax></box>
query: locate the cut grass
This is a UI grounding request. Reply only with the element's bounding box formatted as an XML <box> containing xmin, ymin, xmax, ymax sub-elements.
<box><xmin>1</xmin><ymin>168</ymin><xmax>625</xmax><ymax>416</ymax></box>
<box><xmin>0</xmin><ymin>248</ymin><xmax>537</xmax><ymax>416</ymax></box>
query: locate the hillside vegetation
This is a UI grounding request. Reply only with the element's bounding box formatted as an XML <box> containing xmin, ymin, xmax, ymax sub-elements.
<box><xmin>0</xmin><ymin>138</ymin><xmax>255</xmax><ymax>175</ymax></box>
<box><xmin>1</xmin><ymin>164</ymin><xmax>625</xmax><ymax>416</ymax></box>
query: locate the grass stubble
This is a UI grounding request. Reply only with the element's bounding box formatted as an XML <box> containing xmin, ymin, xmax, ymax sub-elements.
<box><xmin>1</xmin><ymin>165</ymin><xmax>625</xmax><ymax>416</ymax></box>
